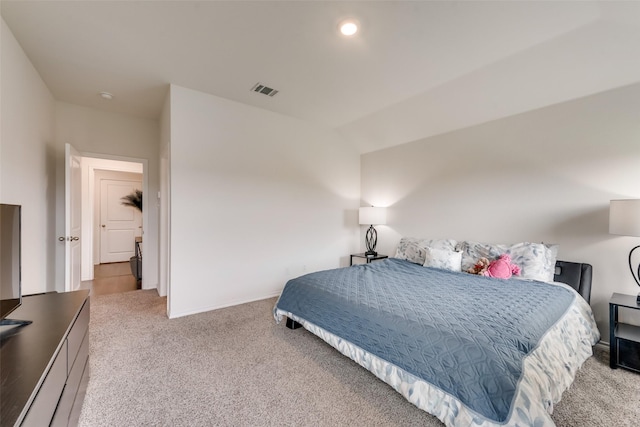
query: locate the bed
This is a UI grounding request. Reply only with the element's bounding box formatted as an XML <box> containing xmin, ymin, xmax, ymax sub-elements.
<box><xmin>273</xmin><ymin>238</ymin><xmax>600</xmax><ymax>427</ymax></box>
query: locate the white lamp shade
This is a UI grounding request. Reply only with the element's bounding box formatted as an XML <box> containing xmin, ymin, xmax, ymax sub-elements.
<box><xmin>609</xmin><ymin>199</ymin><xmax>640</xmax><ymax>237</ymax></box>
<box><xmin>359</xmin><ymin>207</ymin><xmax>386</xmax><ymax>225</ymax></box>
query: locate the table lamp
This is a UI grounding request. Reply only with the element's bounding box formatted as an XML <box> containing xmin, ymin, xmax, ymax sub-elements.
<box><xmin>609</xmin><ymin>199</ymin><xmax>640</xmax><ymax>303</ymax></box>
<box><xmin>359</xmin><ymin>207</ymin><xmax>386</xmax><ymax>256</ymax></box>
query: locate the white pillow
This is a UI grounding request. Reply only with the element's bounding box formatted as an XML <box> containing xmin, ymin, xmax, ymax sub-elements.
<box><xmin>423</xmin><ymin>247</ymin><xmax>462</xmax><ymax>272</ymax></box>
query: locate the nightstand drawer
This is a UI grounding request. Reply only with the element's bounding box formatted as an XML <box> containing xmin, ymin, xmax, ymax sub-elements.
<box><xmin>617</xmin><ymin>338</ymin><xmax>640</xmax><ymax>372</ymax></box>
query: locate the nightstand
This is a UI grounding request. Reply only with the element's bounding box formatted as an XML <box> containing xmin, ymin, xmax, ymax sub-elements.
<box><xmin>350</xmin><ymin>253</ymin><xmax>388</xmax><ymax>266</ymax></box>
<box><xmin>609</xmin><ymin>293</ymin><xmax>640</xmax><ymax>372</ymax></box>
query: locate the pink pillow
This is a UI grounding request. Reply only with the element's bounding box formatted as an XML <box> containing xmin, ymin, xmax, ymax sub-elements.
<box><xmin>483</xmin><ymin>254</ymin><xmax>521</xmax><ymax>279</ymax></box>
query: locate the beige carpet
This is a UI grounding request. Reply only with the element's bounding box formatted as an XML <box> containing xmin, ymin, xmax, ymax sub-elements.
<box><xmin>79</xmin><ymin>290</ymin><xmax>639</xmax><ymax>427</ymax></box>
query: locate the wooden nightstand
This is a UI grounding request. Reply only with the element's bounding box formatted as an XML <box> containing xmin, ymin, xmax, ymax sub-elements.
<box><xmin>350</xmin><ymin>253</ymin><xmax>388</xmax><ymax>266</ymax></box>
<box><xmin>609</xmin><ymin>292</ymin><xmax>640</xmax><ymax>373</ymax></box>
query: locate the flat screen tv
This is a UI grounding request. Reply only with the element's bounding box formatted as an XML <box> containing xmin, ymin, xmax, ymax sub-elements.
<box><xmin>0</xmin><ymin>204</ymin><xmax>25</xmax><ymax>324</ymax></box>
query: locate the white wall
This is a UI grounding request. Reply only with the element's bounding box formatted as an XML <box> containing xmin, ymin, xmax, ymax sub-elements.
<box><xmin>168</xmin><ymin>85</ymin><xmax>360</xmax><ymax>318</ymax></box>
<box><xmin>338</xmin><ymin>9</ymin><xmax>640</xmax><ymax>154</ymax></box>
<box><xmin>55</xmin><ymin>102</ymin><xmax>160</xmax><ymax>291</ymax></box>
<box><xmin>159</xmin><ymin>91</ymin><xmax>171</xmax><ymax>299</ymax></box>
<box><xmin>361</xmin><ymin>82</ymin><xmax>640</xmax><ymax>339</ymax></box>
<box><xmin>0</xmin><ymin>18</ymin><xmax>56</xmax><ymax>294</ymax></box>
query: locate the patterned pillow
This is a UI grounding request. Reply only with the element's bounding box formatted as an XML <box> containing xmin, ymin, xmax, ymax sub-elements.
<box><xmin>456</xmin><ymin>240</ymin><xmax>557</xmax><ymax>282</ymax></box>
<box><xmin>395</xmin><ymin>237</ymin><xmax>458</xmax><ymax>265</ymax></box>
<box><xmin>456</xmin><ymin>241</ymin><xmax>500</xmax><ymax>272</ymax></box>
<box><xmin>394</xmin><ymin>241</ymin><xmax>427</xmax><ymax>265</ymax></box>
<box><xmin>423</xmin><ymin>247</ymin><xmax>462</xmax><ymax>272</ymax></box>
<box><xmin>542</xmin><ymin>243</ymin><xmax>560</xmax><ymax>282</ymax></box>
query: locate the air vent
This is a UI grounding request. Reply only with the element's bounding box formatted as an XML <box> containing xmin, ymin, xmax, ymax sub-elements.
<box><xmin>251</xmin><ymin>83</ymin><xmax>279</xmax><ymax>97</ymax></box>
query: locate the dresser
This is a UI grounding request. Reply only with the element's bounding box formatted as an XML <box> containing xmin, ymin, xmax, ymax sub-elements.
<box><xmin>1</xmin><ymin>290</ymin><xmax>90</xmax><ymax>426</ymax></box>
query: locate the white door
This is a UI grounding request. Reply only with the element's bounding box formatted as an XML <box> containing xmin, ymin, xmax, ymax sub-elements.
<box><xmin>100</xmin><ymin>179</ymin><xmax>142</xmax><ymax>263</ymax></box>
<box><xmin>65</xmin><ymin>143</ymin><xmax>82</xmax><ymax>291</ymax></box>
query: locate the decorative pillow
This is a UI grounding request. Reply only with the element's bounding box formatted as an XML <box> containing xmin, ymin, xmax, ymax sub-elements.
<box><xmin>394</xmin><ymin>241</ymin><xmax>427</xmax><ymax>265</ymax></box>
<box><xmin>457</xmin><ymin>240</ymin><xmax>557</xmax><ymax>282</ymax></box>
<box><xmin>508</xmin><ymin>242</ymin><xmax>557</xmax><ymax>282</ymax></box>
<box><xmin>395</xmin><ymin>237</ymin><xmax>458</xmax><ymax>265</ymax></box>
<box><xmin>542</xmin><ymin>243</ymin><xmax>560</xmax><ymax>282</ymax></box>
<box><xmin>457</xmin><ymin>241</ymin><xmax>502</xmax><ymax>272</ymax></box>
<box><xmin>422</xmin><ymin>238</ymin><xmax>458</xmax><ymax>251</ymax></box>
<box><xmin>423</xmin><ymin>247</ymin><xmax>462</xmax><ymax>272</ymax></box>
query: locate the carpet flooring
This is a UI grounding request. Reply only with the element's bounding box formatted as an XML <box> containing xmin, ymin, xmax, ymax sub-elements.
<box><xmin>79</xmin><ymin>290</ymin><xmax>639</xmax><ymax>426</ymax></box>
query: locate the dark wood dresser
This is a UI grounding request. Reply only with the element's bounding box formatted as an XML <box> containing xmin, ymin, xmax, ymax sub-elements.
<box><xmin>1</xmin><ymin>290</ymin><xmax>90</xmax><ymax>426</ymax></box>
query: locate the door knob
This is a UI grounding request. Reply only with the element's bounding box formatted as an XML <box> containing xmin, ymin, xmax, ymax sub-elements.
<box><xmin>58</xmin><ymin>237</ymin><xmax>66</xmax><ymax>242</ymax></box>
<box><xmin>71</xmin><ymin>236</ymin><xmax>79</xmax><ymax>241</ymax></box>
<box><xmin>102</xmin><ymin>224</ymin><xmax>106</xmax><ymax>228</ymax></box>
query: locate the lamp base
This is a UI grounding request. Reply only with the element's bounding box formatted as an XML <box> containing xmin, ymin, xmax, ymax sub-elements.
<box><xmin>627</xmin><ymin>245</ymin><xmax>640</xmax><ymax>304</ymax></box>
<box><xmin>364</xmin><ymin>225</ymin><xmax>378</xmax><ymax>257</ymax></box>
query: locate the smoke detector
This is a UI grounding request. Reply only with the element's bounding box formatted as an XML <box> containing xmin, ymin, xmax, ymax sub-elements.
<box><xmin>251</xmin><ymin>83</ymin><xmax>278</xmax><ymax>97</ymax></box>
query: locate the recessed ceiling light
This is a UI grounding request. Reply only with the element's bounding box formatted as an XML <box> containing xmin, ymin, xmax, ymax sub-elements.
<box><xmin>339</xmin><ymin>19</ymin><xmax>359</xmax><ymax>37</ymax></box>
<box><xmin>99</xmin><ymin>92</ymin><xmax>113</xmax><ymax>100</ymax></box>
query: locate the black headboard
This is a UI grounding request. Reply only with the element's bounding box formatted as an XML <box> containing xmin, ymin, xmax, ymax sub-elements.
<box><xmin>553</xmin><ymin>261</ymin><xmax>592</xmax><ymax>303</ymax></box>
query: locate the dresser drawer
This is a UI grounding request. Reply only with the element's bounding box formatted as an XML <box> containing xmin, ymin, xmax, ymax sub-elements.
<box><xmin>67</xmin><ymin>299</ymin><xmax>90</xmax><ymax>374</ymax></box>
<box><xmin>51</xmin><ymin>327</ymin><xmax>89</xmax><ymax>427</ymax></box>
<box><xmin>21</xmin><ymin>343</ymin><xmax>68</xmax><ymax>427</ymax></box>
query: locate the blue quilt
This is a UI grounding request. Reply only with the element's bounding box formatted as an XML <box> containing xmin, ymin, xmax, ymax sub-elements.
<box><xmin>274</xmin><ymin>258</ymin><xmax>575</xmax><ymax>423</ymax></box>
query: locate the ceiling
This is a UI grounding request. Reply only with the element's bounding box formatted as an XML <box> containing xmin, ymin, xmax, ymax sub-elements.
<box><xmin>2</xmin><ymin>1</ymin><xmax>640</xmax><ymax>153</ymax></box>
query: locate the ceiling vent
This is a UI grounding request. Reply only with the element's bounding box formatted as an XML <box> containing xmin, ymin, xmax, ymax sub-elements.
<box><xmin>251</xmin><ymin>83</ymin><xmax>279</xmax><ymax>97</ymax></box>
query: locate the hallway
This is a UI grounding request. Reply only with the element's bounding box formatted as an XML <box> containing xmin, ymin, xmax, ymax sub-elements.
<box><xmin>81</xmin><ymin>262</ymin><xmax>139</xmax><ymax>296</ymax></box>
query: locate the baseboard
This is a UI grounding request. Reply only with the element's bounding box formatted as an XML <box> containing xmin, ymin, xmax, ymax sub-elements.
<box><xmin>595</xmin><ymin>340</ymin><xmax>609</xmax><ymax>350</ymax></box>
<box><xmin>168</xmin><ymin>291</ymin><xmax>282</xmax><ymax>319</ymax></box>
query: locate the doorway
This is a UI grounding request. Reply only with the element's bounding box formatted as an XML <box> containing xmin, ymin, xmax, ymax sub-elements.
<box><xmin>79</xmin><ymin>156</ymin><xmax>146</xmax><ymax>291</ymax></box>
<box><xmin>82</xmin><ymin>262</ymin><xmax>139</xmax><ymax>296</ymax></box>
